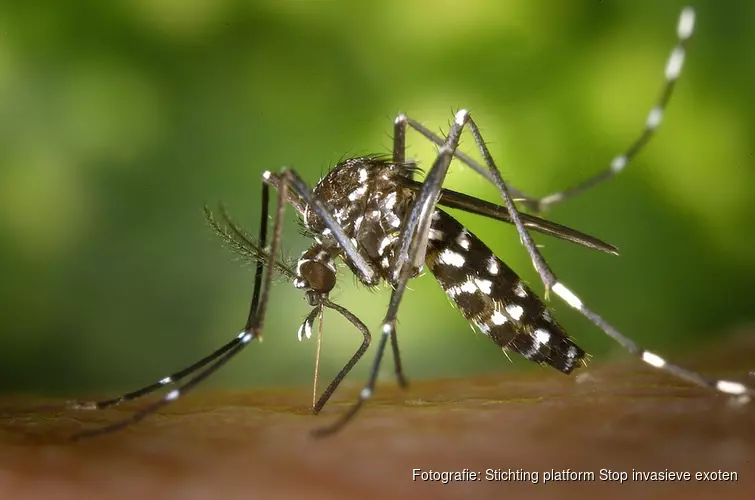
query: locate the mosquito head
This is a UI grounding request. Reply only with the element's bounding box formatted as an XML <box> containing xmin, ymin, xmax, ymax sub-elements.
<box><xmin>298</xmin><ymin>259</ymin><xmax>336</xmax><ymax>295</ymax></box>
<box><xmin>294</xmin><ymin>244</ymin><xmax>338</xmax><ymax>295</ymax></box>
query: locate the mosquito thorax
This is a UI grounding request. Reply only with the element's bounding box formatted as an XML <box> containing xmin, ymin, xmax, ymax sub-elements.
<box><xmin>304</xmin><ymin>157</ymin><xmax>418</xmax><ymax>286</ymax></box>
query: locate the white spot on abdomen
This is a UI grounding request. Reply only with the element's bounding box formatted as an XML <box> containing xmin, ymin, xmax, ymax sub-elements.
<box><xmin>491</xmin><ymin>310</ymin><xmax>508</xmax><ymax>325</ymax></box>
<box><xmin>474</xmin><ymin>278</ymin><xmax>492</xmax><ymax>295</ymax></box>
<box><xmin>429</xmin><ymin>228</ymin><xmax>444</xmax><ymax>241</ymax></box>
<box><xmin>487</xmin><ymin>255</ymin><xmax>499</xmax><ymax>275</ymax></box>
<box><xmin>438</xmin><ymin>248</ymin><xmax>465</xmax><ymax>267</ymax></box>
<box><xmin>456</xmin><ymin>230</ymin><xmax>471</xmax><ymax>250</ymax></box>
<box><xmin>533</xmin><ymin>328</ymin><xmax>551</xmax><ymax>346</ymax></box>
<box><xmin>505</xmin><ymin>304</ymin><xmax>524</xmax><ymax>321</ymax></box>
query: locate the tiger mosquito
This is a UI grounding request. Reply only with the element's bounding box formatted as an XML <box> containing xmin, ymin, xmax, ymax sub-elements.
<box><xmin>69</xmin><ymin>6</ymin><xmax>753</xmax><ymax>440</ymax></box>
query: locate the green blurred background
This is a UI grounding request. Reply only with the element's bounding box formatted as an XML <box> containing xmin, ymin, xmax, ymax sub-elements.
<box><xmin>1</xmin><ymin>0</ymin><xmax>754</xmax><ymax>397</ymax></box>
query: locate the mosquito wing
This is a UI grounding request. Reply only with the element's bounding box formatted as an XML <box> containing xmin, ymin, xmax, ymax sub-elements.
<box><xmin>399</xmin><ymin>178</ymin><xmax>618</xmax><ymax>255</ymax></box>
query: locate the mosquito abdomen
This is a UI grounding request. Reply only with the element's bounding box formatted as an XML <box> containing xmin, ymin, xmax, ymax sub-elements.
<box><xmin>425</xmin><ymin>209</ymin><xmax>585</xmax><ymax>373</ymax></box>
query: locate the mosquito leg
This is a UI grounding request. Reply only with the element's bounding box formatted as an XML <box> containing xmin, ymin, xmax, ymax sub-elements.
<box><xmin>546</xmin><ymin>281</ymin><xmax>753</xmax><ymax>400</ymax></box>
<box><xmin>533</xmin><ymin>7</ymin><xmax>696</xmax><ymax>212</ymax></box>
<box><xmin>312</xmin><ymin>300</ymin><xmax>372</xmax><ymax>414</ymax></box>
<box><xmin>393</xmin><ymin>114</ymin><xmax>407</xmax><ymax>164</ymax></box>
<box><xmin>400</xmin><ymin>115</ymin><xmax>530</xmax><ymax>201</ymax></box>
<box><xmin>456</xmin><ymin>17</ymin><xmax>752</xmax><ymax>401</ymax></box>
<box><xmin>69</xmin><ymin>182</ymin><xmax>274</xmax><ymax>412</ymax></box>
<box><xmin>401</xmin><ymin>9</ymin><xmax>695</xmax><ymax>215</ymax></box>
<box><xmin>67</xmin><ymin>337</ymin><xmax>242</xmax><ymax>411</ymax></box>
<box><xmin>313</xmin><ymin>109</ymin><xmax>469</xmax><ymax>437</ymax></box>
<box><xmin>71</xmin><ymin>171</ymin><xmax>289</xmax><ymax>439</ymax></box>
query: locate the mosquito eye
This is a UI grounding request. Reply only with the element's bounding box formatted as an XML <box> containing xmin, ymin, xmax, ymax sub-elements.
<box><xmin>299</xmin><ymin>261</ymin><xmax>336</xmax><ymax>294</ymax></box>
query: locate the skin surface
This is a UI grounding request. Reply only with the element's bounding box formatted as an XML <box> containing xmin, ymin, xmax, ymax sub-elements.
<box><xmin>1</xmin><ymin>333</ymin><xmax>753</xmax><ymax>500</ymax></box>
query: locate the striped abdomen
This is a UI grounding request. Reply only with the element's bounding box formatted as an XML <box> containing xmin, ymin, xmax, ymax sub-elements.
<box><xmin>425</xmin><ymin>209</ymin><xmax>585</xmax><ymax>373</ymax></box>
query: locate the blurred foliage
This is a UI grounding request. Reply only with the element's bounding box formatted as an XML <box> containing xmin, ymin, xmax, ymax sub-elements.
<box><xmin>1</xmin><ymin>0</ymin><xmax>754</xmax><ymax>396</ymax></box>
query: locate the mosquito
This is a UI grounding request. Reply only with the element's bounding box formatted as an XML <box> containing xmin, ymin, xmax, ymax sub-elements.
<box><xmin>69</xmin><ymin>6</ymin><xmax>752</xmax><ymax>440</ymax></box>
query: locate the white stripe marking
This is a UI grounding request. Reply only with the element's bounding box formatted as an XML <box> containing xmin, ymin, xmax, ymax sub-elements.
<box><xmin>665</xmin><ymin>47</ymin><xmax>685</xmax><ymax>80</ymax></box>
<box><xmin>505</xmin><ymin>304</ymin><xmax>524</xmax><ymax>321</ymax></box>
<box><xmin>491</xmin><ymin>310</ymin><xmax>508</xmax><ymax>325</ymax></box>
<box><xmin>455</xmin><ymin>109</ymin><xmax>469</xmax><ymax>125</ymax></box>
<box><xmin>610</xmin><ymin>155</ymin><xmax>627</xmax><ymax>173</ymax></box>
<box><xmin>378</xmin><ymin>235</ymin><xmax>394</xmax><ymax>255</ymax></box>
<box><xmin>304</xmin><ymin>320</ymin><xmax>313</xmax><ymax>339</ymax></box>
<box><xmin>297</xmin><ymin>323</ymin><xmax>306</xmax><ymax>341</ymax></box>
<box><xmin>439</xmin><ymin>248</ymin><xmax>465</xmax><ymax>267</ymax></box>
<box><xmin>717</xmin><ymin>380</ymin><xmax>748</xmax><ymax>396</ymax></box>
<box><xmin>552</xmin><ymin>282</ymin><xmax>583</xmax><ymax>310</ymax></box>
<box><xmin>456</xmin><ymin>230</ymin><xmax>471</xmax><ymax>250</ymax></box>
<box><xmin>566</xmin><ymin>346</ymin><xmax>579</xmax><ymax>360</ymax></box>
<box><xmin>646</xmin><ymin>107</ymin><xmax>663</xmax><ymax>129</ymax></box>
<box><xmin>474</xmin><ymin>278</ymin><xmax>492</xmax><ymax>295</ymax></box>
<box><xmin>487</xmin><ymin>256</ymin><xmax>499</xmax><ymax>275</ymax></box>
<box><xmin>677</xmin><ymin>7</ymin><xmax>695</xmax><ymax>40</ymax></box>
<box><xmin>348</xmin><ymin>184</ymin><xmax>368</xmax><ymax>201</ymax></box>
<box><xmin>384</xmin><ymin>192</ymin><xmax>397</xmax><ymax>210</ymax></box>
<box><xmin>642</xmin><ymin>351</ymin><xmax>666</xmax><ymax>368</ymax></box>
<box><xmin>447</xmin><ymin>279</ymin><xmax>478</xmax><ymax>297</ymax></box>
<box><xmin>533</xmin><ymin>328</ymin><xmax>551</xmax><ymax>346</ymax></box>
<box><xmin>429</xmin><ymin>228</ymin><xmax>444</xmax><ymax>241</ymax></box>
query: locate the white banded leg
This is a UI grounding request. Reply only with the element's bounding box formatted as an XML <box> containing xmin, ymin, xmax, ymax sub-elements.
<box><xmin>66</xmin><ymin>333</ymin><xmax>244</xmax><ymax>411</ymax></box>
<box><xmin>313</xmin><ymin>109</ymin><xmax>471</xmax><ymax>437</ymax></box>
<box><xmin>70</xmin><ymin>166</ymin><xmax>291</xmax><ymax>440</ymax></box>
<box><xmin>550</xmin><ymin>282</ymin><xmax>752</xmax><ymax>400</ymax></box>
<box><xmin>535</xmin><ymin>7</ymin><xmax>696</xmax><ymax>212</ymax></box>
<box><xmin>393</xmin><ymin>8</ymin><xmax>696</xmax><ymax>215</ymax></box>
<box><xmin>439</xmin><ymin>9</ymin><xmax>751</xmax><ymax>403</ymax></box>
